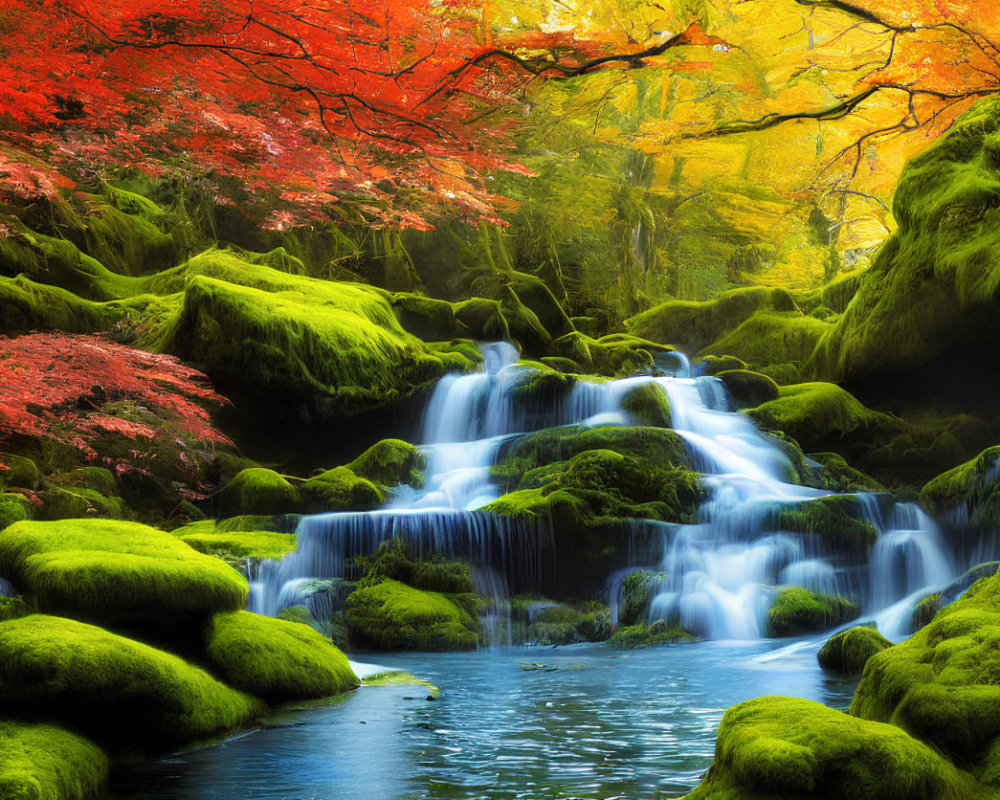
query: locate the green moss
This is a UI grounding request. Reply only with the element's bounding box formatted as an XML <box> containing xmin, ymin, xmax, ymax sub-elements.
<box><xmin>767</xmin><ymin>494</ymin><xmax>882</xmax><ymax>558</ymax></box>
<box><xmin>0</xmin><ymin>519</ymin><xmax>247</xmax><ymax>624</ymax></box>
<box><xmin>300</xmin><ymin>466</ymin><xmax>385</xmax><ymax>512</ymax></box>
<box><xmin>620</xmin><ymin>382</ymin><xmax>671</xmax><ymax>427</ymax></box>
<box><xmin>524</xmin><ymin>601</ymin><xmax>611</xmax><ymax>645</ymax></box>
<box><xmin>218</xmin><ymin>468</ymin><xmax>302</xmax><ymax>516</ymax></box>
<box><xmin>920</xmin><ymin>445</ymin><xmax>1000</xmax><ymax>525</ymax></box>
<box><xmin>748</xmin><ymin>382</ymin><xmax>902</xmax><ymax>453</ymax></box>
<box><xmin>179</xmin><ymin>530</ymin><xmax>297</xmax><ymax>561</ymax></box>
<box><xmin>453</xmin><ymin>297</ymin><xmax>510</xmax><ymax>340</ymax></box>
<box><xmin>0</xmin><ymin>275</ymin><xmax>118</xmax><ymax>335</ymax></box>
<box><xmin>0</xmin><ymin>456</ymin><xmax>41</xmax><ymax>491</ymax></box>
<box><xmin>767</xmin><ymin>587</ymin><xmax>859</xmax><ymax>636</ymax></box>
<box><xmin>807</xmin><ymin>452</ymin><xmax>885</xmax><ymax>493</ymax></box>
<box><xmin>362</xmin><ymin>671</ymin><xmax>438</xmax><ymax>692</ymax></box>
<box><xmin>345</xmin><ymin>578</ymin><xmax>480</xmax><ymax>651</ymax></box>
<box><xmin>203</xmin><ymin>610</ymin><xmax>358</xmax><ymax>703</ymax></box>
<box><xmin>608</xmin><ymin>620</ymin><xmax>695</xmax><ymax>649</ymax></box>
<box><xmin>617</xmin><ymin>571</ymin><xmax>665</xmax><ymax>627</ymax></box>
<box><xmin>810</xmin><ymin>96</ymin><xmax>1000</xmax><ymax>386</ymax></box>
<box><xmin>700</xmin><ymin>311</ymin><xmax>831</xmax><ymax>382</ymax></box>
<box><xmin>717</xmin><ymin>369</ymin><xmax>779</xmax><ymax>409</ymax></box>
<box><xmin>356</xmin><ymin>540</ymin><xmax>473</xmax><ymax>595</ymax></box>
<box><xmin>682</xmin><ymin>696</ymin><xmax>974</xmax><ymax>800</ymax></box>
<box><xmin>347</xmin><ymin>439</ymin><xmax>426</xmax><ymax>489</ymax></box>
<box><xmin>0</xmin><ymin>614</ymin><xmax>263</xmax><ymax>746</ymax></box>
<box><xmin>817</xmin><ymin>625</ymin><xmax>892</xmax><ymax>673</ymax></box>
<box><xmin>391</xmin><ymin>293</ymin><xmax>465</xmax><ymax>340</ymax></box>
<box><xmin>911</xmin><ymin>593</ymin><xmax>943</xmax><ymax>631</ymax></box>
<box><xmin>626</xmin><ymin>287</ymin><xmax>798</xmax><ymax>354</ymax></box>
<box><xmin>698</xmin><ymin>355</ymin><xmax>749</xmax><ymax>376</ymax></box>
<box><xmin>820</xmin><ymin>270</ymin><xmax>863</xmax><ymax>313</ymax></box>
<box><xmin>0</xmin><ymin>494</ymin><xmax>29</xmax><ymax>532</ymax></box>
<box><xmin>35</xmin><ymin>487</ymin><xmax>125</xmax><ymax>521</ymax></box>
<box><xmin>140</xmin><ymin>251</ymin><xmax>476</xmax><ymax>422</ymax></box>
<box><xmin>0</xmin><ymin>719</ymin><xmax>108</xmax><ymax>800</ymax></box>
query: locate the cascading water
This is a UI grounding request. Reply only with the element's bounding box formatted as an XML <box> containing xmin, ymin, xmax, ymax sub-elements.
<box><xmin>253</xmin><ymin>342</ymin><xmax>960</xmax><ymax>643</ymax></box>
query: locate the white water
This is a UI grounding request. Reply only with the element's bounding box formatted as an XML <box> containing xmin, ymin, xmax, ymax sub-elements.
<box><xmin>252</xmin><ymin>342</ymin><xmax>958</xmax><ymax>642</ymax></box>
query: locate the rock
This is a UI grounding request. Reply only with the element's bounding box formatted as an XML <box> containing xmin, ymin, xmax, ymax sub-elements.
<box><xmin>817</xmin><ymin>625</ymin><xmax>892</xmax><ymax>673</ymax></box>
<box><xmin>767</xmin><ymin>587</ymin><xmax>859</xmax><ymax>636</ymax></box>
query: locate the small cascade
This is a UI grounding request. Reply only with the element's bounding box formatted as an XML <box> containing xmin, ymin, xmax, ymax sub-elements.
<box><xmin>253</xmin><ymin>342</ymin><xmax>971</xmax><ymax>644</ymax></box>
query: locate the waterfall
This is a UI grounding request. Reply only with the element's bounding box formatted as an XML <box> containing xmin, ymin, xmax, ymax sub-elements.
<box><xmin>252</xmin><ymin>342</ymin><xmax>962</xmax><ymax>644</ymax></box>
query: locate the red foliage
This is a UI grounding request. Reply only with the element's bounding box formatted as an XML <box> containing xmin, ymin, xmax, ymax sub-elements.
<box><xmin>0</xmin><ymin>332</ymin><xmax>231</xmax><ymax>473</ymax></box>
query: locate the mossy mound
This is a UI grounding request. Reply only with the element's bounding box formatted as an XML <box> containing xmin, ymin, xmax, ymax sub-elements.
<box><xmin>0</xmin><ymin>614</ymin><xmax>262</xmax><ymax>746</ymax></box>
<box><xmin>0</xmin><ymin>456</ymin><xmax>41</xmax><ymax>491</ymax></box>
<box><xmin>0</xmin><ymin>519</ymin><xmax>247</xmax><ymax>624</ymax></box>
<box><xmin>907</xmin><ymin>562</ymin><xmax>1000</xmax><ymax>633</ymax></box>
<box><xmin>700</xmin><ymin>311</ymin><xmax>831</xmax><ymax>383</ymax></box>
<box><xmin>766</xmin><ymin>494</ymin><xmax>885</xmax><ymax>559</ymax></box>
<box><xmin>142</xmin><ymin>251</ymin><xmax>476</xmax><ymax>424</ymax></box>
<box><xmin>849</xmin><ymin>568</ymin><xmax>1000</xmax><ymax>776</ymax></box>
<box><xmin>626</xmin><ymin>286</ymin><xmax>799</xmax><ymax>355</ymax></box>
<box><xmin>717</xmin><ymin>369</ymin><xmax>780</xmax><ymax>409</ymax></box>
<box><xmin>203</xmin><ymin>611</ymin><xmax>358</xmax><ymax>703</ymax></box>
<box><xmin>300</xmin><ymin>466</ymin><xmax>385</xmax><ymax>512</ymax></box>
<box><xmin>345</xmin><ymin>578</ymin><xmax>479</xmax><ymax>651</ymax></box>
<box><xmin>920</xmin><ymin>445</ymin><xmax>1000</xmax><ymax>528</ymax></box>
<box><xmin>810</xmin><ymin>95</ymin><xmax>1000</xmax><ymax>396</ymax></box>
<box><xmin>178</xmin><ymin>526</ymin><xmax>297</xmax><ymax>561</ymax></box>
<box><xmin>807</xmin><ymin>453</ymin><xmax>885</xmax><ymax>493</ymax></box>
<box><xmin>355</xmin><ymin>540</ymin><xmax>473</xmax><ymax>595</ymax></box>
<box><xmin>0</xmin><ymin>493</ymin><xmax>30</xmax><ymax>532</ymax></box>
<box><xmin>748</xmin><ymin>382</ymin><xmax>902</xmax><ymax>454</ymax></box>
<box><xmin>817</xmin><ymin>626</ymin><xmax>892</xmax><ymax>674</ymax></box>
<box><xmin>551</xmin><ymin>332</ymin><xmax>678</xmax><ymax>377</ymax></box>
<box><xmin>347</xmin><ymin>439</ymin><xmax>425</xmax><ymax>490</ymax></box>
<box><xmin>698</xmin><ymin>355</ymin><xmax>749</xmax><ymax>376</ymax></box>
<box><xmin>218</xmin><ymin>468</ymin><xmax>302</xmax><ymax>516</ymax></box>
<box><xmin>0</xmin><ymin>274</ymin><xmax>118</xmax><ymax>335</ymax></box>
<box><xmin>0</xmin><ymin>719</ymin><xmax>109</xmax><ymax>800</ymax></box>
<box><xmin>766</xmin><ymin>587</ymin><xmax>859</xmax><ymax>636</ymax></box>
<box><xmin>514</xmin><ymin>600</ymin><xmax>611</xmax><ymax>645</ymax></box>
<box><xmin>682</xmin><ymin>696</ymin><xmax>974</xmax><ymax>800</ymax></box>
<box><xmin>620</xmin><ymin>382</ymin><xmax>671</xmax><ymax>427</ymax></box>
<box><xmin>608</xmin><ymin>620</ymin><xmax>695</xmax><ymax>649</ymax></box>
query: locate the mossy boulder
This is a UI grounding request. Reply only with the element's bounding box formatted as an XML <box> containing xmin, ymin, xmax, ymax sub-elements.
<box><xmin>810</xmin><ymin>95</ymin><xmax>1000</xmax><ymax>398</ymax></box>
<box><xmin>0</xmin><ymin>719</ymin><xmax>109</xmax><ymax>800</ymax></box>
<box><xmin>300</xmin><ymin>466</ymin><xmax>385</xmax><ymax>512</ymax></box>
<box><xmin>620</xmin><ymin>382</ymin><xmax>671</xmax><ymax>427</ymax></box>
<box><xmin>347</xmin><ymin>439</ymin><xmax>426</xmax><ymax>489</ymax></box>
<box><xmin>817</xmin><ymin>626</ymin><xmax>892</xmax><ymax>674</ymax></box>
<box><xmin>0</xmin><ymin>274</ymin><xmax>118</xmax><ymax>336</ymax></box>
<box><xmin>626</xmin><ymin>286</ymin><xmax>799</xmax><ymax>355</ymax></box>
<box><xmin>355</xmin><ymin>540</ymin><xmax>473</xmax><ymax>595</ymax></box>
<box><xmin>920</xmin><ymin>445</ymin><xmax>1000</xmax><ymax>528</ymax></box>
<box><xmin>616</xmin><ymin>570</ymin><xmax>665</xmax><ymax>627</ymax></box>
<box><xmin>717</xmin><ymin>369</ymin><xmax>780</xmax><ymax>409</ymax></box>
<box><xmin>390</xmin><ymin>293</ymin><xmax>466</xmax><ymax>340</ymax></box>
<box><xmin>345</xmin><ymin>578</ymin><xmax>479</xmax><ymax>651</ymax></box>
<box><xmin>608</xmin><ymin>620</ymin><xmax>695</xmax><ymax>649</ymax></box>
<box><xmin>0</xmin><ymin>456</ymin><xmax>41</xmax><ymax>491</ymax></box>
<box><xmin>0</xmin><ymin>494</ymin><xmax>30</xmax><ymax>532</ymax></box>
<box><xmin>203</xmin><ymin>611</ymin><xmax>358</xmax><ymax>703</ymax></box>
<box><xmin>681</xmin><ymin>696</ymin><xmax>974</xmax><ymax>800</ymax></box>
<box><xmin>698</xmin><ymin>354</ymin><xmax>749</xmax><ymax>376</ymax></box>
<box><xmin>177</xmin><ymin>525</ymin><xmax>297</xmax><ymax>561</ymax></box>
<box><xmin>522</xmin><ymin>601</ymin><xmax>611</xmax><ymax>645</ymax></box>
<box><xmin>766</xmin><ymin>587</ymin><xmax>859</xmax><ymax>636</ymax></box>
<box><xmin>0</xmin><ymin>614</ymin><xmax>263</xmax><ymax>747</ymax></box>
<box><xmin>766</xmin><ymin>494</ymin><xmax>885</xmax><ymax>560</ymax></box>
<box><xmin>0</xmin><ymin>519</ymin><xmax>247</xmax><ymax>624</ymax></box>
<box><xmin>849</xmin><ymin>568</ymin><xmax>1000</xmax><ymax>773</ymax></box>
<box><xmin>218</xmin><ymin>468</ymin><xmax>302</xmax><ymax>516</ymax></box>
<box><xmin>907</xmin><ymin>562</ymin><xmax>1000</xmax><ymax>632</ymax></box>
<box><xmin>748</xmin><ymin>382</ymin><xmax>902</xmax><ymax>454</ymax></box>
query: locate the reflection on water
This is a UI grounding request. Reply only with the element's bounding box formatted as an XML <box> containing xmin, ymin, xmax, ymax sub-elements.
<box><xmin>111</xmin><ymin>639</ymin><xmax>858</xmax><ymax>800</ymax></box>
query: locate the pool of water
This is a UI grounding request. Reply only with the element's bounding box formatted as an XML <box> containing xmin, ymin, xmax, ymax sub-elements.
<box><xmin>111</xmin><ymin>638</ymin><xmax>858</xmax><ymax>800</ymax></box>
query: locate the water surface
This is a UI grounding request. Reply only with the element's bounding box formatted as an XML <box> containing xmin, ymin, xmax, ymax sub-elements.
<box><xmin>111</xmin><ymin>639</ymin><xmax>858</xmax><ymax>800</ymax></box>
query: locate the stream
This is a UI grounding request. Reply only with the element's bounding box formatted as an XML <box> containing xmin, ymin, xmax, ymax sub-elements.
<box><xmin>110</xmin><ymin>639</ymin><xmax>859</xmax><ymax>800</ymax></box>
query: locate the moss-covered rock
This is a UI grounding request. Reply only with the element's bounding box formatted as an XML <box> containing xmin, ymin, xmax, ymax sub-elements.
<box><xmin>626</xmin><ymin>286</ymin><xmax>799</xmax><ymax>355</ymax></box>
<box><xmin>0</xmin><ymin>494</ymin><xmax>30</xmax><ymax>532</ymax></box>
<box><xmin>608</xmin><ymin>620</ymin><xmax>696</xmax><ymax>649</ymax></box>
<box><xmin>355</xmin><ymin>540</ymin><xmax>473</xmax><ymax>595</ymax></box>
<box><xmin>698</xmin><ymin>355</ymin><xmax>749</xmax><ymax>376</ymax></box>
<box><xmin>345</xmin><ymin>578</ymin><xmax>479</xmax><ymax>651</ymax></box>
<box><xmin>0</xmin><ymin>275</ymin><xmax>119</xmax><ymax>335</ymax></box>
<box><xmin>0</xmin><ymin>519</ymin><xmax>247</xmax><ymax>624</ymax></box>
<box><xmin>0</xmin><ymin>456</ymin><xmax>41</xmax><ymax>491</ymax></box>
<box><xmin>920</xmin><ymin>445</ymin><xmax>1000</xmax><ymax>528</ymax></box>
<box><xmin>907</xmin><ymin>562</ymin><xmax>1000</xmax><ymax>632</ymax></box>
<box><xmin>0</xmin><ymin>719</ymin><xmax>109</xmax><ymax>800</ymax></box>
<box><xmin>717</xmin><ymin>369</ymin><xmax>780</xmax><ymax>409</ymax></box>
<box><xmin>218</xmin><ymin>468</ymin><xmax>302</xmax><ymax>516</ymax></box>
<box><xmin>300</xmin><ymin>466</ymin><xmax>385</xmax><ymax>512</ymax></box>
<box><xmin>681</xmin><ymin>696</ymin><xmax>974</xmax><ymax>800</ymax></box>
<box><xmin>0</xmin><ymin>614</ymin><xmax>263</xmax><ymax>746</ymax></box>
<box><xmin>849</xmin><ymin>568</ymin><xmax>1000</xmax><ymax>774</ymax></box>
<box><xmin>522</xmin><ymin>601</ymin><xmax>611</xmax><ymax>645</ymax></box>
<box><xmin>620</xmin><ymin>382</ymin><xmax>671</xmax><ymax>427</ymax></box>
<box><xmin>347</xmin><ymin>439</ymin><xmax>425</xmax><ymax>489</ymax></box>
<box><xmin>178</xmin><ymin>525</ymin><xmax>297</xmax><ymax>561</ymax></box>
<box><xmin>810</xmin><ymin>96</ymin><xmax>1000</xmax><ymax>395</ymax></box>
<box><xmin>766</xmin><ymin>587</ymin><xmax>859</xmax><ymax>636</ymax></box>
<box><xmin>817</xmin><ymin>625</ymin><xmax>892</xmax><ymax>674</ymax></box>
<box><xmin>203</xmin><ymin>610</ymin><xmax>358</xmax><ymax>703</ymax></box>
<box><xmin>766</xmin><ymin>494</ymin><xmax>884</xmax><ymax>559</ymax></box>
<box><xmin>616</xmin><ymin>570</ymin><xmax>665</xmax><ymax>627</ymax></box>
